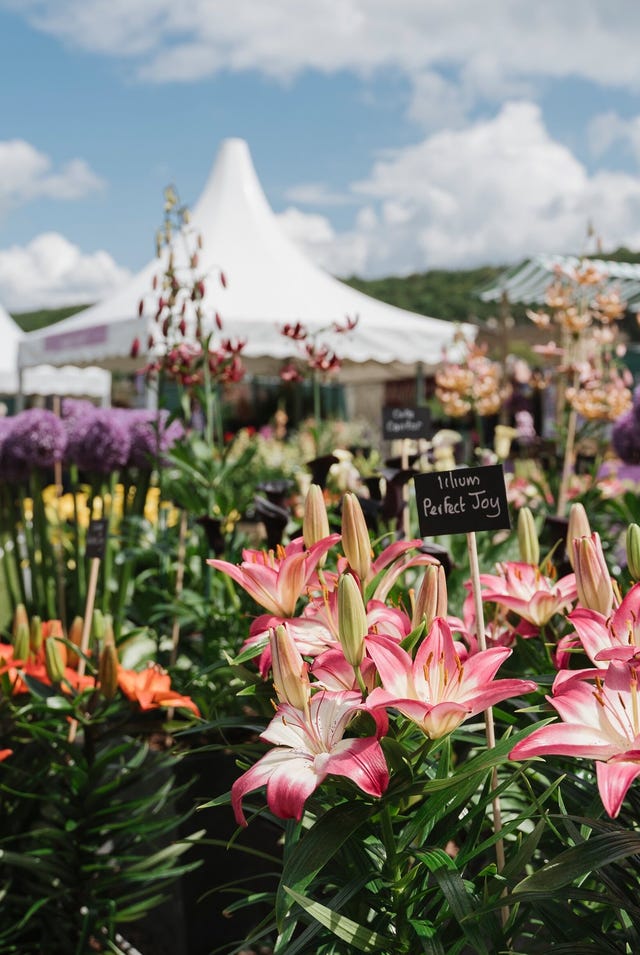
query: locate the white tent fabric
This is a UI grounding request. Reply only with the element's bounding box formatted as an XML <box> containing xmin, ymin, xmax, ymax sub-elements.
<box><xmin>18</xmin><ymin>138</ymin><xmax>469</xmax><ymax>382</ymax></box>
<box><xmin>0</xmin><ymin>303</ymin><xmax>111</xmax><ymax>401</ymax></box>
<box><xmin>479</xmin><ymin>253</ymin><xmax>640</xmax><ymax>307</ymax></box>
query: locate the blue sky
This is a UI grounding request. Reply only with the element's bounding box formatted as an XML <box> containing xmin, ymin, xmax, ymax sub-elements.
<box><xmin>2</xmin><ymin>0</ymin><xmax>640</xmax><ymax>311</ymax></box>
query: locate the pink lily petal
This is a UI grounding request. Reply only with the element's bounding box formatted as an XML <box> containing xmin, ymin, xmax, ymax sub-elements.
<box><xmin>596</xmin><ymin>760</ymin><xmax>640</xmax><ymax>818</ymax></box>
<box><xmin>316</xmin><ymin>736</ymin><xmax>389</xmax><ymax>797</ymax></box>
<box><xmin>232</xmin><ymin>749</ymin><xmax>318</xmax><ymax>825</ymax></box>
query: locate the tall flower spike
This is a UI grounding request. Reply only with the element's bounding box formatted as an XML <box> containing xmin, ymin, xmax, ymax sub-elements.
<box><xmin>573</xmin><ymin>532</ymin><xmax>615</xmax><ymax>617</ymax></box>
<box><xmin>411</xmin><ymin>563</ymin><xmax>447</xmax><ymax>630</ymax></box>
<box><xmin>270</xmin><ymin>624</ymin><xmax>310</xmax><ymax>712</ymax></box>
<box><xmin>566</xmin><ymin>503</ymin><xmax>592</xmax><ymax>570</ymax></box>
<box><xmin>337</xmin><ymin>572</ymin><xmax>368</xmax><ymax>667</ymax></box>
<box><xmin>626</xmin><ymin>524</ymin><xmax>640</xmax><ymax>581</ymax></box>
<box><xmin>517</xmin><ymin>506</ymin><xmax>539</xmax><ymax>566</ymax></box>
<box><xmin>341</xmin><ymin>492</ymin><xmax>371</xmax><ymax>583</ymax></box>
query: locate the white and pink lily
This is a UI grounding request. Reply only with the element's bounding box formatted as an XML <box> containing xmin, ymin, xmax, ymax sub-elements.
<box><xmin>476</xmin><ymin>561</ymin><xmax>577</xmax><ymax>629</ymax></box>
<box><xmin>510</xmin><ymin>661</ymin><xmax>640</xmax><ymax>818</ymax></box>
<box><xmin>209</xmin><ymin>534</ymin><xmax>340</xmax><ymax>617</ymax></box>
<box><xmin>231</xmin><ymin>689</ymin><xmax>389</xmax><ymax>825</ymax></box>
<box><xmin>569</xmin><ymin>581</ymin><xmax>640</xmax><ymax>666</ymax></box>
<box><xmin>366</xmin><ymin>617</ymin><xmax>537</xmax><ymax>739</ymax></box>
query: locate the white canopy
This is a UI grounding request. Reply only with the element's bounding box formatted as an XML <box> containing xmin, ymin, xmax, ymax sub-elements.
<box><xmin>18</xmin><ymin>138</ymin><xmax>469</xmax><ymax>383</ymax></box>
<box><xmin>0</xmin><ymin>303</ymin><xmax>111</xmax><ymax>402</ymax></box>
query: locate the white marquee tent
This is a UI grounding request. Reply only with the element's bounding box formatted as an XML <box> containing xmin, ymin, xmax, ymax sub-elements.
<box><xmin>1</xmin><ymin>303</ymin><xmax>110</xmax><ymax>403</ymax></box>
<box><xmin>17</xmin><ymin>139</ymin><xmax>469</xmax><ymax>393</ymax></box>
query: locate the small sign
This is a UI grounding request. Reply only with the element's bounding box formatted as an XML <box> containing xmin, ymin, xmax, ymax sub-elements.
<box><xmin>86</xmin><ymin>519</ymin><xmax>108</xmax><ymax>559</ymax></box>
<box><xmin>382</xmin><ymin>406</ymin><xmax>431</xmax><ymax>440</ymax></box>
<box><xmin>415</xmin><ymin>464</ymin><xmax>510</xmax><ymax>537</ymax></box>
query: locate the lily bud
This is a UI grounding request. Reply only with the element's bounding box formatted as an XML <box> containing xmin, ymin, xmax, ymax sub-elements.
<box><xmin>412</xmin><ymin>563</ymin><xmax>448</xmax><ymax>631</ymax></box>
<box><xmin>12</xmin><ymin>603</ymin><xmax>29</xmax><ymax>642</ymax></box>
<box><xmin>91</xmin><ymin>609</ymin><xmax>105</xmax><ymax>642</ymax></box>
<box><xmin>13</xmin><ymin>621</ymin><xmax>30</xmax><ymax>663</ymax></box>
<box><xmin>627</xmin><ymin>524</ymin><xmax>640</xmax><ymax>581</ymax></box>
<box><xmin>341</xmin><ymin>492</ymin><xmax>371</xmax><ymax>583</ymax></box>
<box><xmin>29</xmin><ymin>615</ymin><xmax>43</xmax><ymax>654</ymax></box>
<box><xmin>303</xmin><ymin>484</ymin><xmax>330</xmax><ymax>563</ymax></box>
<box><xmin>517</xmin><ymin>507</ymin><xmax>539</xmax><ymax>566</ymax></box>
<box><xmin>337</xmin><ymin>573</ymin><xmax>367</xmax><ymax>667</ymax></box>
<box><xmin>67</xmin><ymin>615</ymin><xmax>84</xmax><ymax>669</ymax></box>
<box><xmin>98</xmin><ymin>636</ymin><xmax>119</xmax><ymax>701</ymax></box>
<box><xmin>573</xmin><ymin>532</ymin><xmax>614</xmax><ymax>617</ymax></box>
<box><xmin>566</xmin><ymin>503</ymin><xmax>592</xmax><ymax>570</ymax></box>
<box><xmin>44</xmin><ymin>636</ymin><xmax>65</xmax><ymax>684</ymax></box>
<box><xmin>269</xmin><ymin>624</ymin><xmax>310</xmax><ymax>711</ymax></box>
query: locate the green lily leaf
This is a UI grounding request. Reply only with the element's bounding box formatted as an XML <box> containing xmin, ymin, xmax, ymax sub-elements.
<box><xmin>514</xmin><ymin>831</ymin><xmax>640</xmax><ymax>893</ymax></box>
<box><xmin>283</xmin><ymin>886</ymin><xmax>393</xmax><ymax>953</ymax></box>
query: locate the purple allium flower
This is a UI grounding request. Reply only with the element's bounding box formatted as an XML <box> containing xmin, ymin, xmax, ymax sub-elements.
<box><xmin>73</xmin><ymin>407</ymin><xmax>132</xmax><ymax>474</ymax></box>
<box><xmin>612</xmin><ymin>408</ymin><xmax>640</xmax><ymax>464</ymax></box>
<box><xmin>127</xmin><ymin>409</ymin><xmax>185</xmax><ymax>469</ymax></box>
<box><xmin>2</xmin><ymin>408</ymin><xmax>67</xmax><ymax>478</ymax></box>
<box><xmin>61</xmin><ymin>398</ymin><xmax>99</xmax><ymax>465</ymax></box>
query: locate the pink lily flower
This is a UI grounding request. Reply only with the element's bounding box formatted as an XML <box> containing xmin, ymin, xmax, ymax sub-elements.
<box><xmin>231</xmin><ymin>689</ymin><xmax>389</xmax><ymax>825</ymax></box>
<box><xmin>476</xmin><ymin>561</ymin><xmax>577</xmax><ymax>629</ymax></box>
<box><xmin>510</xmin><ymin>662</ymin><xmax>640</xmax><ymax>818</ymax></box>
<box><xmin>570</xmin><ymin>581</ymin><xmax>640</xmax><ymax>664</ymax></box>
<box><xmin>366</xmin><ymin>617</ymin><xmax>537</xmax><ymax>739</ymax></box>
<box><xmin>209</xmin><ymin>534</ymin><xmax>340</xmax><ymax>617</ymax></box>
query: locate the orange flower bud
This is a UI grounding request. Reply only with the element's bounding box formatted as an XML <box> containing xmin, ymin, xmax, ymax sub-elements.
<box><xmin>67</xmin><ymin>615</ymin><xmax>84</xmax><ymax>669</ymax></box>
<box><xmin>98</xmin><ymin>639</ymin><xmax>119</xmax><ymax>701</ymax></box>
<box><xmin>337</xmin><ymin>573</ymin><xmax>367</xmax><ymax>667</ymax></box>
<box><xmin>341</xmin><ymin>492</ymin><xmax>371</xmax><ymax>583</ymax></box>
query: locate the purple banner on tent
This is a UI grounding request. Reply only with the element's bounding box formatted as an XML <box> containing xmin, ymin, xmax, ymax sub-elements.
<box><xmin>45</xmin><ymin>325</ymin><xmax>109</xmax><ymax>351</ymax></box>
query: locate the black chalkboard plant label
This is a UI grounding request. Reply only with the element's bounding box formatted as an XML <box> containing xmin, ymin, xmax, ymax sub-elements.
<box><xmin>86</xmin><ymin>519</ymin><xmax>108</xmax><ymax>559</ymax></box>
<box><xmin>382</xmin><ymin>406</ymin><xmax>432</xmax><ymax>441</ymax></box>
<box><xmin>414</xmin><ymin>464</ymin><xmax>510</xmax><ymax>537</ymax></box>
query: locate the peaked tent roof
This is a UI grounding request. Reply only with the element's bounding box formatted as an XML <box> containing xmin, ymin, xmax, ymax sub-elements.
<box><xmin>18</xmin><ymin>138</ymin><xmax>469</xmax><ymax>380</ymax></box>
<box><xmin>479</xmin><ymin>253</ymin><xmax>640</xmax><ymax>308</ymax></box>
<box><xmin>0</xmin><ymin>303</ymin><xmax>110</xmax><ymax>400</ymax></box>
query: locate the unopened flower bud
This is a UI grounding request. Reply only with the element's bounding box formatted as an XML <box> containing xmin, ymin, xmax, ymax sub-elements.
<box><xmin>573</xmin><ymin>532</ymin><xmax>614</xmax><ymax>616</ymax></box>
<box><xmin>337</xmin><ymin>573</ymin><xmax>367</xmax><ymax>667</ymax></box>
<box><xmin>44</xmin><ymin>636</ymin><xmax>65</xmax><ymax>684</ymax></box>
<box><xmin>303</xmin><ymin>485</ymin><xmax>330</xmax><ymax>563</ymax></box>
<box><xmin>91</xmin><ymin>609</ymin><xmax>105</xmax><ymax>642</ymax></box>
<box><xmin>341</xmin><ymin>492</ymin><xmax>371</xmax><ymax>583</ymax></box>
<box><xmin>566</xmin><ymin>503</ymin><xmax>592</xmax><ymax>570</ymax></box>
<box><xmin>412</xmin><ymin>563</ymin><xmax>448</xmax><ymax>630</ymax></box>
<box><xmin>29</xmin><ymin>615</ymin><xmax>43</xmax><ymax>654</ymax></box>
<box><xmin>13</xmin><ymin>622</ymin><xmax>30</xmax><ymax>663</ymax></box>
<box><xmin>517</xmin><ymin>507</ymin><xmax>539</xmax><ymax>566</ymax></box>
<box><xmin>98</xmin><ymin>638</ymin><xmax>119</xmax><ymax>701</ymax></box>
<box><xmin>12</xmin><ymin>603</ymin><xmax>28</xmax><ymax>642</ymax></box>
<box><xmin>67</xmin><ymin>615</ymin><xmax>84</xmax><ymax>669</ymax></box>
<box><xmin>270</xmin><ymin>625</ymin><xmax>310</xmax><ymax>711</ymax></box>
<box><xmin>626</xmin><ymin>524</ymin><xmax>640</xmax><ymax>580</ymax></box>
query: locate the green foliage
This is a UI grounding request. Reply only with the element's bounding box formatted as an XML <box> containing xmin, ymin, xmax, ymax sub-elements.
<box><xmin>0</xmin><ymin>686</ymin><xmax>201</xmax><ymax>954</ymax></box>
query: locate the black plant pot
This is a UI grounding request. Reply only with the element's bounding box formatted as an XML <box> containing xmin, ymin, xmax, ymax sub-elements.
<box><xmin>254</xmin><ymin>495</ymin><xmax>290</xmax><ymax>549</ymax></box>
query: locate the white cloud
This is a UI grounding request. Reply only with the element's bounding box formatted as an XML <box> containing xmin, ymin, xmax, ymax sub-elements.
<box><xmin>8</xmin><ymin>0</ymin><xmax>640</xmax><ymax>94</ymax></box>
<box><xmin>0</xmin><ymin>233</ymin><xmax>131</xmax><ymax>311</ymax></box>
<box><xmin>280</xmin><ymin>101</ymin><xmax>640</xmax><ymax>277</ymax></box>
<box><xmin>0</xmin><ymin>140</ymin><xmax>104</xmax><ymax>216</ymax></box>
<box><xmin>284</xmin><ymin>182</ymin><xmax>353</xmax><ymax>206</ymax></box>
<box><xmin>588</xmin><ymin>111</ymin><xmax>640</xmax><ymax>164</ymax></box>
